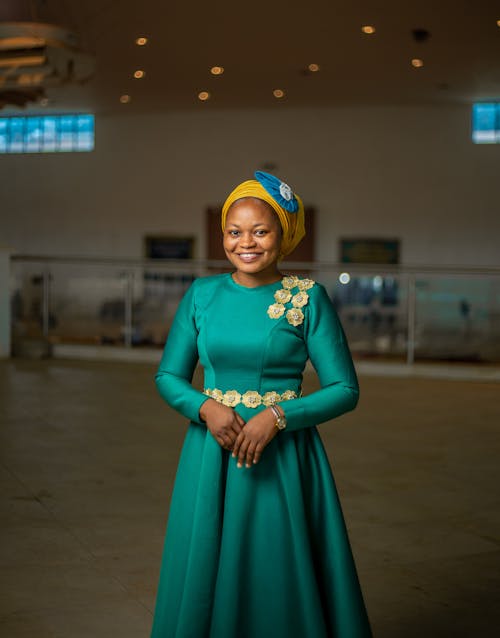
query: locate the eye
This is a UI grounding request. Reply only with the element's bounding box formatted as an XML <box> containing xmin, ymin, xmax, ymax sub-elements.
<box><xmin>255</xmin><ymin>229</ymin><xmax>268</xmax><ymax>236</ymax></box>
<box><xmin>228</xmin><ymin>230</ymin><xmax>240</xmax><ymax>237</ymax></box>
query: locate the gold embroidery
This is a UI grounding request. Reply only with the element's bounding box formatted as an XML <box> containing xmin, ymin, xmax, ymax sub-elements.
<box><xmin>282</xmin><ymin>275</ymin><xmax>299</xmax><ymax>290</ymax></box>
<box><xmin>267</xmin><ymin>276</ymin><xmax>315</xmax><ymax>326</ymax></box>
<box><xmin>208</xmin><ymin>388</ymin><xmax>224</xmax><ymax>403</ymax></box>
<box><xmin>297</xmin><ymin>278</ymin><xmax>315</xmax><ymax>291</ymax></box>
<box><xmin>222</xmin><ymin>390</ymin><xmax>241</xmax><ymax>407</ymax></box>
<box><xmin>204</xmin><ymin>388</ymin><xmax>297</xmax><ymax>408</ymax></box>
<box><xmin>262</xmin><ymin>391</ymin><xmax>281</xmax><ymax>406</ymax></box>
<box><xmin>267</xmin><ymin>303</ymin><xmax>285</xmax><ymax>319</ymax></box>
<box><xmin>274</xmin><ymin>288</ymin><xmax>292</xmax><ymax>304</ymax></box>
<box><xmin>286</xmin><ymin>308</ymin><xmax>304</xmax><ymax>327</ymax></box>
<box><xmin>291</xmin><ymin>291</ymin><xmax>309</xmax><ymax>308</ymax></box>
<box><xmin>241</xmin><ymin>391</ymin><xmax>263</xmax><ymax>408</ymax></box>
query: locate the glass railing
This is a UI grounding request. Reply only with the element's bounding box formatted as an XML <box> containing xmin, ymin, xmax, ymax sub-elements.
<box><xmin>9</xmin><ymin>256</ymin><xmax>500</xmax><ymax>363</ymax></box>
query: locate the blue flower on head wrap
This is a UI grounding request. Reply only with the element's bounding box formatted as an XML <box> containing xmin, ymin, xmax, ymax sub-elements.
<box><xmin>254</xmin><ymin>171</ymin><xmax>299</xmax><ymax>213</ymax></box>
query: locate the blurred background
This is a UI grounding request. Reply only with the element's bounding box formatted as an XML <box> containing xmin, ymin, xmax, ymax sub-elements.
<box><xmin>0</xmin><ymin>2</ymin><xmax>499</xmax><ymax>638</ymax></box>
<box><xmin>1</xmin><ymin>0</ymin><xmax>499</xmax><ymax>363</ymax></box>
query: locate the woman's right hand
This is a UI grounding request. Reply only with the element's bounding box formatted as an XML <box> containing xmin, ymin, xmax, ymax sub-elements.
<box><xmin>199</xmin><ymin>398</ymin><xmax>245</xmax><ymax>451</ymax></box>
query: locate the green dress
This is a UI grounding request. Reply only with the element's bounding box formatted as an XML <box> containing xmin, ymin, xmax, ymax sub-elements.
<box><xmin>151</xmin><ymin>273</ymin><xmax>372</xmax><ymax>638</ymax></box>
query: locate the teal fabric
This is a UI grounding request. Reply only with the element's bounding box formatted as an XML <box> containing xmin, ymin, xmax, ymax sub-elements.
<box><xmin>151</xmin><ymin>273</ymin><xmax>372</xmax><ymax>638</ymax></box>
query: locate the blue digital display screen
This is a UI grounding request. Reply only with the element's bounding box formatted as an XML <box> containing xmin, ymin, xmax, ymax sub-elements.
<box><xmin>472</xmin><ymin>103</ymin><xmax>500</xmax><ymax>144</ymax></box>
<box><xmin>0</xmin><ymin>114</ymin><xmax>94</xmax><ymax>153</ymax></box>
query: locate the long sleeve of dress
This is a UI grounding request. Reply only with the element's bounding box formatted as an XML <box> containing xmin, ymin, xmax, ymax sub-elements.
<box><xmin>280</xmin><ymin>283</ymin><xmax>360</xmax><ymax>432</ymax></box>
<box><xmin>155</xmin><ymin>282</ymin><xmax>208</xmax><ymax>424</ymax></box>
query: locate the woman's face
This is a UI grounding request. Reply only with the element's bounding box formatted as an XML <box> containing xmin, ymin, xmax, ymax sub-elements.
<box><xmin>223</xmin><ymin>197</ymin><xmax>282</xmax><ymax>284</ymax></box>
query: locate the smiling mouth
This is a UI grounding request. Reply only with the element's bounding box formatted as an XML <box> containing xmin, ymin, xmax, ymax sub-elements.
<box><xmin>236</xmin><ymin>253</ymin><xmax>263</xmax><ymax>262</ymax></box>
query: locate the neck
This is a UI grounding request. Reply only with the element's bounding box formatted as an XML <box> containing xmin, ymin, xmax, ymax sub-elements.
<box><xmin>232</xmin><ymin>268</ymin><xmax>282</xmax><ymax>288</ymax></box>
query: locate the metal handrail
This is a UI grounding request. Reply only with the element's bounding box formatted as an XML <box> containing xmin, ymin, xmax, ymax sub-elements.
<box><xmin>10</xmin><ymin>255</ymin><xmax>500</xmax><ymax>364</ymax></box>
<box><xmin>10</xmin><ymin>254</ymin><xmax>500</xmax><ymax>277</ymax></box>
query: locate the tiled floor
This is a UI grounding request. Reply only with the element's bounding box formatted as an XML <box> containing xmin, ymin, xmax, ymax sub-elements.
<box><xmin>1</xmin><ymin>359</ymin><xmax>499</xmax><ymax>637</ymax></box>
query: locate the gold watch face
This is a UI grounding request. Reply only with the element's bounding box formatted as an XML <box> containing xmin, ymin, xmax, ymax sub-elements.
<box><xmin>276</xmin><ymin>416</ymin><xmax>287</xmax><ymax>430</ymax></box>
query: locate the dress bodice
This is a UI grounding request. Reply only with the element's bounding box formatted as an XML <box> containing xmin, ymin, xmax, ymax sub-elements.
<box><xmin>196</xmin><ymin>275</ymin><xmax>308</xmax><ymax>396</ymax></box>
<box><xmin>156</xmin><ymin>273</ymin><xmax>359</xmax><ymax>432</ymax></box>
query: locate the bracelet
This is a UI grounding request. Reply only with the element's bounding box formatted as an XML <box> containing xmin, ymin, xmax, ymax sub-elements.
<box><xmin>270</xmin><ymin>405</ymin><xmax>287</xmax><ymax>431</ymax></box>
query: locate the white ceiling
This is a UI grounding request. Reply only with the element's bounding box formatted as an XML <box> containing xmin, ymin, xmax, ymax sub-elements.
<box><xmin>1</xmin><ymin>0</ymin><xmax>500</xmax><ymax>114</ymax></box>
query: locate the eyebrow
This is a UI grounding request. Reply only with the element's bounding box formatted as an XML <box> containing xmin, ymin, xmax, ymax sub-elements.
<box><xmin>226</xmin><ymin>222</ymin><xmax>269</xmax><ymax>228</ymax></box>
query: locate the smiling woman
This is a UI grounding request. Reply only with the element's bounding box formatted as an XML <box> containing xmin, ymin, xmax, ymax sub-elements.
<box><xmin>151</xmin><ymin>172</ymin><xmax>372</xmax><ymax>638</ymax></box>
<box><xmin>223</xmin><ymin>198</ymin><xmax>282</xmax><ymax>286</ymax></box>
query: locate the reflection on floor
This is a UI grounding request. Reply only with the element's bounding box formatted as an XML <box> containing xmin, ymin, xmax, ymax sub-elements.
<box><xmin>0</xmin><ymin>359</ymin><xmax>499</xmax><ymax>637</ymax></box>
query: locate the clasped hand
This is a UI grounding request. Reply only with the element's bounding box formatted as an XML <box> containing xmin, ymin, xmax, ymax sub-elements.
<box><xmin>199</xmin><ymin>399</ymin><xmax>278</xmax><ymax>468</ymax></box>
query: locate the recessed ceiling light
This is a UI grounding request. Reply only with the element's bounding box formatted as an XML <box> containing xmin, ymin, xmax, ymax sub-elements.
<box><xmin>273</xmin><ymin>89</ymin><xmax>285</xmax><ymax>98</ymax></box>
<box><xmin>361</xmin><ymin>25</ymin><xmax>376</xmax><ymax>34</ymax></box>
<box><xmin>411</xmin><ymin>58</ymin><xmax>424</xmax><ymax>68</ymax></box>
<box><xmin>497</xmin><ymin>19</ymin><xmax>500</xmax><ymax>27</ymax></box>
<box><xmin>210</xmin><ymin>66</ymin><xmax>224</xmax><ymax>75</ymax></box>
<box><xmin>136</xmin><ymin>37</ymin><xmax>148</xmax><ymax>46</ymax></box>
<box><xmin>198</xmin><ymin>91</ymin><xmax>210</xmax><ymax>101</ymax></box>
<box><xmin>120</xmin><ymin>94</ymin><xmax>131</xmax><ymax>103</ymax></box>
<box><xmin>133</xmin><ymin>69</ymin><xmax>145</xmax><ymax>79</ymax></box>
<box><xmin>308</xmin><ymin>63</ymin><xmax>320</xmax><ymax>72</ymax></box>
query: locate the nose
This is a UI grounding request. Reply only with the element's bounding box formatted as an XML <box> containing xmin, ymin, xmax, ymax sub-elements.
<box><xmin>240</xmin><ymin>232</ymin><xmax>257</xmax><ymax>247</ymax></box>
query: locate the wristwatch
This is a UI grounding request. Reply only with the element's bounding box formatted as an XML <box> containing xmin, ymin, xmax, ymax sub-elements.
<box><xmin>270</xmin><ymin>405</ymin><xmax>287</xmax><ymax>430</ymax></box>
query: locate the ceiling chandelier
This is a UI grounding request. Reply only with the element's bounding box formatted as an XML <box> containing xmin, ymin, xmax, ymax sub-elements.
<box><xmin>0</xmin><ymin>2</ymin><xmax>94</xmax><ymax>109</ymax></box>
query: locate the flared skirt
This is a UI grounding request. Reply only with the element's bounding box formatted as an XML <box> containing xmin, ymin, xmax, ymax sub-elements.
<box><xmin>150</xmin><ymin>423</ymin><xmax>372</xmax><ymax>638</ymax></box>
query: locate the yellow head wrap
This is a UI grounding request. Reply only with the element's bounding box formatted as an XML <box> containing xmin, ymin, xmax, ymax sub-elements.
<box><xmin>221</xmin><ymin>175</ymin><xmax>305</xmax><ymax>259</ymax></box>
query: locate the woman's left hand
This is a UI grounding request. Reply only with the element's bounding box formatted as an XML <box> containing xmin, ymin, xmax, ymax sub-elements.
<box><xmin>232</xmin><ymin>408</ymin><xmax>278</xmax><ymax>468</ymax></box>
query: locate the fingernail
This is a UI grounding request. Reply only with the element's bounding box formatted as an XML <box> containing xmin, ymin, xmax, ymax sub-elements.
<box><xmin>237</xmin><ymin>462</ymin><xmax>242</xmax><ymax>468</ymax></box>
<box><xmin>246</xmin><ymin>463</ymin><xmax>251</xmax><ymax>468</ymax></box>
<box><xmin>253</xmin><ymin>459</ymin><xmax>258</xmax><ymax>464</ymax></box>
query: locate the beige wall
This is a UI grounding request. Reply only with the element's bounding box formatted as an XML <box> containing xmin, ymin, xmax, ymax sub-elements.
<box><xmin>1</xmin><ymin>105</ymin><xmax>498</xmax><ymax>265</ymax></box>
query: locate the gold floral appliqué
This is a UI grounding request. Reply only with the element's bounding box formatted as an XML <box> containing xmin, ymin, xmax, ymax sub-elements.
<box><xmin>286</xmin><ymin>308</ymin><xmax>304</xmax><ymax>327</ymax></box>
<box><xmin>262</xmin><ymin>391</ymin><xmax>281</xmax><ymax>406</ymax></box>
<box><xmin>282</xmin><ymin>275</ymin><xmax>299</xmax><ymax>290</ymax></box>
<box><xmin>208</xmin><ymin>388</ymin><xmax>224</xmax><ymax>403</ymax></box>
<box><xmin>223</xmin><ymin>390</ymin><xmax>241</xmax><ymax>407</ymax></box>
<box><xmin>204</xmin><ymin>388</ymin><xmax>298</xmax><ymax>408</ymax></box>
<box><xmin>242</xmin><ymin>391</ymin><xmax>262</xmax><ymax>408</ymax></box>
<box><xmin>281</xmin><ymin>390</ymin><xmax>298</xmax><ymax>401</ymax></box>
<box><xmin>291</xmin><ymin>291</ymin><xmax>309</xmax><ymax>308</ymax></box>
<box><xmin>267</xmin><ymin>303</ymin><xmax>285</xmax><ymax>319</ymax></box>
<box><xmin>297</xmin><ymin>278</ymin><xmax>315</xmax><ymax>291</ymax></box>
<box><xmin>274</xmin><ymin>288</ymin><xmax>292</xmax><ymax>304</ymax></box>
<box><xmin>266</xmin><ymin>276</ymin><xmax>315</xmax><ymax>326</ymax></box>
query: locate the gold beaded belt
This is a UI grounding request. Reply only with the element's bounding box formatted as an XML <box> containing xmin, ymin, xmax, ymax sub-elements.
<box><xmin>203</xmin><ymin>388</ymin><xmax>298</xmax><ymax>408</ymax></box>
